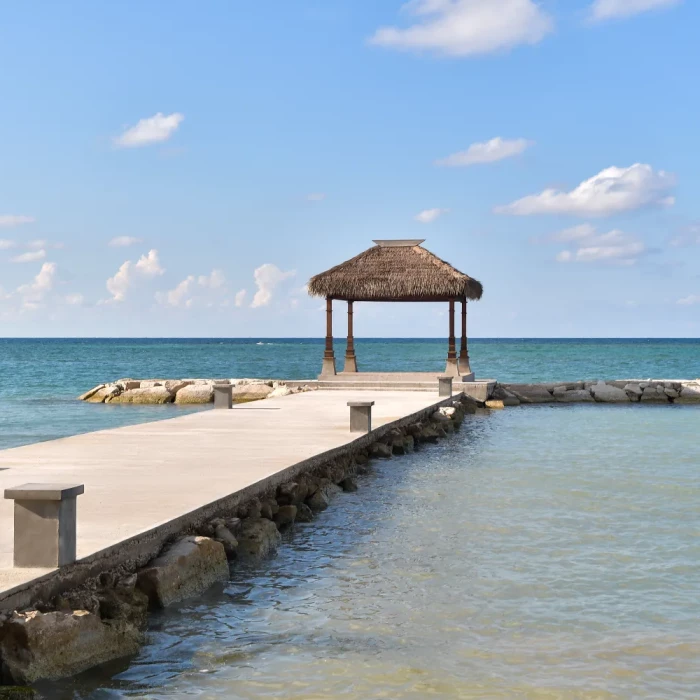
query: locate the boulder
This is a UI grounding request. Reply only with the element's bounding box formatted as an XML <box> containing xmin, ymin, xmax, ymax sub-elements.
<box><xmin>276</xmin><ymin>481</ymin><xmax>309</xmax><ymax>506</ymax></box>
<box><xmin>231</xmin><ymin>384</ymin><xmax>274</xmax><ymax>402</ymax></box>
<box><xmin>213</xmin><ymin>524</ymin><xmax>239</xmax><ymax>559</ymax></box>
<box><xmin>555</xmin><ymin>389</ymin><xmax>594</xmax><ymax>403</ymax></box>
<box><xmin>112</xmin><ymin>387</ymin><xmax>174</xmax><ymax>404</ymax></box>
<box><xmin>268</xmin><ymin>385</ymin><xmax>292</xmax><ymax>398</ymax></box>
<box><xmin>340</xmin><ymin>477</ymin><xmax>358</xmax><ymax>492</ymax></box>
<box><xmin>260</xmin><ymin>500</ymin><xmax>279</xmax><ymax>520</ymax></box>
<box><xmin>369</xmin><ymin>442</ymin><xmax>393</xmax><ymax>459</ymax></box>
<box><xmin>136</xmin><ymin>536</ymin><xmax>228</xmax><ymax>608</ymax></box>
<box><xmin>238</xmin><ymin>498</ymin><xmax>262</xmax><ymax>520</ymax></box>
<box><xmin>591</xmin><ymin>382</ymin><xmax>629</xmax><ymax>403</ymax></box>
<box><xmin>431</xmin><ymin>410</ymin><xmax>451</xmax><ymax>423</ymax></box>
<box><xmin>640</xmin><ymin>386</ymin><xmax>669</xmax><ymax>403</ymax></box>
<box><xmin>96</xmin><ymin>576</ymin><xmax>149</xmax><ymax>628</ymax></box>
<box><xmin>439</xmin><ymin>406</ymin><xmax>456</xmax><ymax>418</ymax></box>
<box><xmin>274</xmin><ymin>505</ymin><xmax>297</xmax><ymax>528</ymax></box>
<box><xmin>236</xmin><ymin>518</ymin><xmax>282</xmax><ymax>559</ymax></box>
<box><xmin>296</xmin><ymin>503</ymin><xmax>314</xmax><ymax>522</ymax></box>
<box><xmin>418</xmin><ymin>424</ymin><xmax>440</xmax><ymax>443</ymax></box>
<box><xmin>505</xmin><ymin>384</ymin><xmax>554</xmax><ymax>404</ymax></box>
<box><xmin>624</xmin><ymin>383</ymin><xmax>643</xmax><ymax>401</ymax></box>
<box><xmin>85</xmin><ymin>384</ymin><xmax>121</xmax><ymax>403</ymax></box>
<box><xmin>485</xmin><ymin>399</ymin><xmax>505</xmax><ymax>409</ymax></box>
<box><xmin>174</xmin><ymin>384</ymin><xmax>214</xmax><ymax>404</ymax></box>
<box><xmin>677</xmin><ymin>382</ymin><xmax>700</xmax><ymax>403</ymax></box>
<box><xmin>0</xmin><ymin>610</ymin><xmax>143</xmax><ymax>684</ymax></box>
<box><xmin>78</xmin><ymin>384</ymin><xmax>105</xmax><ymax>401</ymax></box>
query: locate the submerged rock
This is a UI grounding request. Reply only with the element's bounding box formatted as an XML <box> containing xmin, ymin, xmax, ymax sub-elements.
<box><xmin>236</xmin><ymin>518</ymin><xmax>282</xmax><ymax>559</ymax></box>
<box><xmin>0</xmin><ymin>610</ymin><xmax>143</xmax><ymax>684</ymax></box>
<box><xmin>295</xmin><ymin>503</ymin><xmax>314</xmax><ymax>522</ymax></box>
<box><xmin>136</xmin><ymin>536</ymin><xmax>228</xmax><ymax>608</ymax></box>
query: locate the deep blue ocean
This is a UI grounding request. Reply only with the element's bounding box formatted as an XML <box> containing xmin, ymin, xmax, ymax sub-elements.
<box><xmin>0</xmin><ymin>337</ymin><xmax>698</xmax><ymax>451</ymax></box>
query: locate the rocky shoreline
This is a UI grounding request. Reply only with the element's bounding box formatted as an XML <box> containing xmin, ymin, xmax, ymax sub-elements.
<box><xmin>0</xmin><ymin>394</ymin><xmax>475</xmax><ymax>691</ymax></box>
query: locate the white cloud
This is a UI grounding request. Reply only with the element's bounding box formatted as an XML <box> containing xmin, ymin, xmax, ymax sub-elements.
<box><xmin>198</xmin><ymin>269</ymin><xmax>226</xmax><ymax>289</ymax></box>
<box><xmin>11</xmin><ymin>249</ymin><xmax>46</xmax><ymax>263</ymax></box>
<box><xmin>235</xmin><ymin>289</ymin><xmax>247</xmax><ymax>307</ymax></box>
<box><xmin>415</xmin><ymin>208</ymin><xmax>449</xmax><ymax>223</ymax></box>
<box><xmin>0</xmin><ymin>239</ymin><xmax>16</xmax><ymax>250</ymax></box>
<box><xmin>306</xmin><ymin>193</ymin><xmax>327</xmax><ymax>202</ymax></box>
<box><xmin>496</xmin><ymin>164</ymin><xmax>676</xmax><ymax>217</ymax></box>
<box><xmin>114</xmin><ymin>112</ymin><xmax>184</xmax><ymax>148</ymax></box>
<box><xmin>65</xmin><ymin>293</ymin><xmax>85</xmax><ymax>306</ymax></box>
<box><xmin>109</xmin><ymin>236</ymin><xmax>142</xmax><ymax>248</ymax></box>
<box><xmin>16</xmin><ymin>262</ymin><xmax>57</xmax><ymax>309</ymax></box>
<box><xmin>134</xmin><ymin>249</ymin><xmax>164</xmax><ymax>277</ymax></box>
<box><xmin>105</xmin><ymin>249</ymin><xmax>164</xmax><ymax>303</ymax></box>
<box><xmin>250</xmin><ymin>264</ymin><xmax>295</xmax><ymax>308</ymax></box>
<box><xmin>551</xmin><ymin>226</ymin><xmax>647</xmax><ymax>265</ymax></box>
<box><xmin>436</xmin><ymin>137</ymin><xmax>531</xmax><ymax>167</ymax></box>
<box><xmin>590</xmin><ymin>0</ymin><xmax>682</xmax><ymax>22</ymax></box>
<box><xmin>0</xmin><ymin>215</ymin><xmax>35</xmax><ymax>228</ymax></box>
<box><xmin>369</xmin><ymin>0</ymin><xmax>553</xmax><ymax>57</ymax></box>
<box><xmin>677</xmin><ymin>294</ymin><xmax>700</xmax><ymax>306</ymax></box>
<box><xmin>157</xmin><ymin>276</ymin><xmax>195</xmax><ymax>309</ymax></box>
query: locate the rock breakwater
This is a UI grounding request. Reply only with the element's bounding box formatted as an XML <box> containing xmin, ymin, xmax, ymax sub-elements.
<box><xmin>492</xmin><ymin>379</ymin><xmax>700</xmax><ymax>405</ymax></box>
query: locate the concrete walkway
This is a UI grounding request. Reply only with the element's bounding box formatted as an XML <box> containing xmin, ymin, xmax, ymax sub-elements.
<box><xmin>0</xmin><ymin>390</ymin><xmax>446</xmax><ymax>599</ymax></box>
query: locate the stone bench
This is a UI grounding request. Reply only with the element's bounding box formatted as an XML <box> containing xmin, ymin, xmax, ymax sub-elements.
<box><xmin>4</xmin><ymin>483</ymin><xmax>84</xmax><ymax>568</ymax></box>
<box><xmin>347</xmin><ymin>401</ymin><xmax>374</xmax><ymax>433</ymax></box>
<box><xmin>213</xmin><ymin>383</ymin><xmax>233</xmax><ymax>409</ymax></box>
<box><xmin>438</xmin><ymin>375</ymin><xmax>453</xmax><ymax>397</ymax></box>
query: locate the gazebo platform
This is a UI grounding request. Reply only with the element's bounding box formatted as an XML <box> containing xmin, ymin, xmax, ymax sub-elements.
<box><xmin>312</xmin><ymin>372</ymin><xmax>495</xmax><ymax>402</ymax></box>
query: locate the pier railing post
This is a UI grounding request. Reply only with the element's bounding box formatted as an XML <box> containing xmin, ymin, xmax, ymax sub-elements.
<box><xmin>4</xmin><ymin>483</ymin><xmax>84</xmax><ymax>568</ymax></box>
<box><xmin>213</xmin><ymin>384</ymin><xmax>233</xmax><ymax>409</ymax></box>
<box><xmin>347</xmin><ymin>401</ymin><xmax>374</xmax><ymax>433</ymax></box>
<box><xmin>438</xmin><ymin>375</ymin><xmax>453</xmax><ymax>397</ymax></box>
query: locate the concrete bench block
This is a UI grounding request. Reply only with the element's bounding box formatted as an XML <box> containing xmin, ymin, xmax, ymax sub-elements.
<box><xmin>347</xmin><ymin>401</ymin><xmax>374</xmax><ymax>433</ymax></box>
<box><xmin>213</xmin><ymin>383</ymin><xmax>233</xmax><ymax>409</ymax></box>
<box><xmin>438</xmin><ymin>375</ymin><xmax>453</xmax><ymax>397</ymax></box>
<box><xmin>4</xmin><ymin>483</ymin><xmax>84</xmax><ymax>568</ymax></box>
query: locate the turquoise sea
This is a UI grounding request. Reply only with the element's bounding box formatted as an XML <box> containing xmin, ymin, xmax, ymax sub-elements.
<box><xmin>0</xmin><ymin>337</ymin><xmax>698</xmax><ymax>451</ymax></box>
<box><xmin>3</xmin><ymin>338</ymin><xmax>700</xmax><ymax>698</ymax></box>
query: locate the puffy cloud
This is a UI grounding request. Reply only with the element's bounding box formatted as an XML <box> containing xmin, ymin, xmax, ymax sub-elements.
<box><xmin>198</xmin><ymin>269</ymin><xmax>226</xmax><ymax>289</ymax></box>
<box><xmin>114</xmin><ymin>112</ymin><xmax>184</xmax><ymax>148</ymax></box>
<box><xmin>435</xmin><ymin>137</ymin><xmax>531</xmax><ymax>167</ymax></box>
<box><xmin>415</xmin><ymin>208</ymin><xmax>449</xmax><ymax>223</ymax></box>
<box><xmin>590</xmin><ymin>0</ymin><xmax>682</xmax><ymax>21</ymax></box>
<box><xmin>105</xmin><ymin>249</ymin><xmax>164</xmax><ymax>303</ymax></box>
<box><xmin>109</xmin><ymin>236</ymin><xmax>142</xmax><ymax>247</ymax></box>
<box><xmin>157</xmin><ymin>276</ymin><xmax>195</xmax><ymax>309</ymax></box>
<box><xmin>496</xmin><ymin>164</ymin><xmax>675</xmax><ymax>217</ymax></box>
<box><xmin>306</xmin><ymin>193</ymin><xmax>326</xmax><ymax>202</ymax></box>
<box><xmin>11</xmin><ymin>249</ymin><xmax>46</xmax><ymax>263</ymax></box>
<box><xmin>251</xmin><ymin>264</ymin><xmax>295</xmax><ymax>308</ymax></box>
<box><xmin>235</xmin><ymin>289</ymin><xmax>247</xmax><ymax>307</ymax></box>
<box><xmin>0</xmin><ymin>215</ymin><xmax>35</xmax><ymax>228</ymax></box>
<box><xmin>368</xmin><ymin>0</ymin><xmax>553</xmax><ymax>57</ymax></box>
<box><xmin>16</xmin><ymin>262</ymin><xmax>57</xmax><ymax>309</ymax></box>
<box><xmin>550</xmin><ymin>225</ymin><xmax>647</xmax><ymax>265</ymax></box>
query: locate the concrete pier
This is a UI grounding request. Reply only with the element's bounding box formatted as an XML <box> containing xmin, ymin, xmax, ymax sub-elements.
<box><xmin>0</xmin><ymin>389</ymin><xmax>454</xmax><ymax>609</ymax></box>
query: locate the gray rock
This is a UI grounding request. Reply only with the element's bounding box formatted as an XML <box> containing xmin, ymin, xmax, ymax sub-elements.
<box><xmin>504</xmin><ymin>384</ymin><xmax>553</xmax><ymax>404</ymax></box>
<box><xmin>0</xmin><ymin>610</ymin><xmax>143</xmax><ymax>684</ymax></box>
<box><xmin>640</xmin><ymin>387</ymin><xmax>669</xmax><ymax>402</ymax></box>
<box><xmin>369</xmin><ymin>442</ymin><xmax>393</xmax><ymax>459</ymax></box>
<box><xmin>624</xmin><ymin>383</ymin><xmax>643</xmax><ymax>401</ymax></box>
<box><xmin>174</xmin><ymin>384</ymin><xmax>214</xmax><ymax>404</ymax></box>
<box><xmin>295</xmin><ymin>503</ymin><xmax>314</xmax><ymax>522</ymax></box>
<box><xmin>677</xmin><ymin>382</ymin><xmax>700</xmax><ymax>403</ymax></box>
<box><xmin>236</xmin><ymin>518</ymin><xmax>282</xmax><ymax>559</ymax></box>
<box><xmin>276</xmin><ymin>481</ymin><xmax>309</xmax><ymax>506</ymax></box>
<box><xmin>213</xmin><ymin>524</ymin><xmax>239</xmax><ymax>559</ymax></box>
<box><xmin>591</xmin><ymin>382</ymin><xmax>629</xmax><ymax>403</ymax></box>
<box><xmin>136</xmin><ymin>536</ymin><xmax>228</xmax><ymax>607</ymax></box>
<box><xmin>555</xmin><ymin>389</ymin><xmax>594</xmax><ymax>403</ymax></box>
<box><xmin>112</xmin><ymin>386</ymin><xmax>174</xmax><ymax>404</ymax></box>
<box><xmin>274</xmin><ymin>505</ymin><xmax>297</xmax><ymax>528</ymax></box>
<box><xmin>340</xmin><ymin>477</ymin><xmax>358</xmax><ymax>492</ymax></box>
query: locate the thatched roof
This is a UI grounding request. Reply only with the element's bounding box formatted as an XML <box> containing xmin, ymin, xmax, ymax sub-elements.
<box><xmin>307</xmin><ymin>240</ymin><xmax>483</xmax><ymax>302</ymax></box>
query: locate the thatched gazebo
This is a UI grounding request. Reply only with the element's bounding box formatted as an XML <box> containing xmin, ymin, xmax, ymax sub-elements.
<box><xmin>307</xmin><ymin>239</ymin><xmax>483</xmax><ymax>379</ymax></box>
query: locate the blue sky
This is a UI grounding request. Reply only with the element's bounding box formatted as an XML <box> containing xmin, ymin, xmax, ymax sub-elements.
<box><xmin>0</xmin><ymin>0</ymin><xmax>698</xmax><ymax>337</ymax></box>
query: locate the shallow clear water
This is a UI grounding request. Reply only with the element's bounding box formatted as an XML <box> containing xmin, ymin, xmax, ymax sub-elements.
<box><xmin>1</xmin><ymin>337</ymin><xmax>699</xmax><ymax>450</ymax></box>
<box><xmin>45</xmin><ymin>404</ymin><xmax>700</xmax><ymax>700</ymax></box>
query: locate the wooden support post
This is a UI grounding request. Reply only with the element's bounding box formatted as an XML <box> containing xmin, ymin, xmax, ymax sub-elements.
<box><xmin>321</xmin><ymin>297</ymin><xmax>337</xmax><ymax>376</ymax></box>
<box><xmin>344</xmin><ymin>300</ymin><xmax>358</xmax><ymax>372</ymax></box>
<box><xmin>458</xmin><ymin>298</ymin><xmax>473</xmax><ymax>378</ymax></box>
<box><xmin>445</xmin><ymin>299</ymin><xmax>459</xmax><ymax>376</ymax></box>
